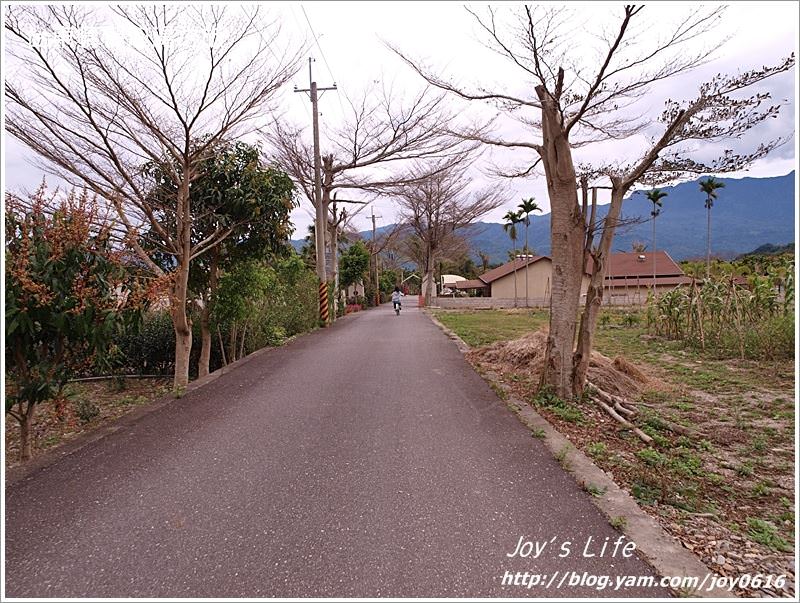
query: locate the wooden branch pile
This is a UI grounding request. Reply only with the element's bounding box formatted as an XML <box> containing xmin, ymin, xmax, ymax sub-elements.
<box><xmin>587</xmin><ymin>381</ymin><xmax>694</xmax><ymax>444</ymax></box>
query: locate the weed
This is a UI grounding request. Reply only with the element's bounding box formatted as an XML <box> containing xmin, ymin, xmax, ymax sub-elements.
<box><xmin>736</xmin><ymin>462</ymin><xmax>755</xmax><ymax>477</ymax></box>
<box><xmin>42</xmin><ymin>434</ymin><xmax>61</xmax><ymax>447</ymax></box>
<box><xmin>751</xmin><ymin>482</ymin><xmax>770</xmax><ymax>497</ymax></box>
<box><xmin>610</xmin><ymin>516</ymin><xmax>627</xmax><ymax>530</ymax></box>
<box><xmin>555</xmin><ymin>445</ymin><xmax>572</xmax><ymax>470</ymax></box>
<box><xmin>75</xmin><ymin>399</ymin><xmax>100</xmax><ymax>424</ymax></box>
<box><xmin>585</xmin><ymin>441</ymin><xmax>608</xmax><ymax>459</ymax></box>
<box><xmin>584</xmin><ymin>483</ymin><xmax>607</xmax><ymax>498</ymax></box>
<box><xmin>636</xmin><ymin>448</ymin><xmax>668</xmax><ymax>467</ymax></box>
<box><xmin>749</xmin><ymin>434</ymin><xmax>768</xmax><ymax>453</ymax></box>
<box><xmin>532</xmin><ymin>388</ymin><xmax>585</xmax><ymax>424</ymax></box>
<box><xmin>531</xmin><ymin>428</ymin><xmax>546</xmax><ymax>439</ymax></box>
<box><xmin>697</xmin><ymin>439</ymin><xmax>714</xmax><ymax>452</ymax></box>
<box><xmin>746</xmin><ymin>518</ymin><xmax>792</xmax><ymax>552</ymax></box>
<box><xmin>632</xmin><ymin>479</ymin><xmax>662</xmax><ymax>505</ymax></box>
<box><xmin>671</xmin><ymin>449</ymin><xmax>704</xmax><ymax>477</ymax></box>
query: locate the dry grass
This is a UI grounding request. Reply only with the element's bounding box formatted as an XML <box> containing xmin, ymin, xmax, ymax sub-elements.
<box><xmin>468</xmin><ymin>326</ymin><xmax>664</xmax><ymax>398</ymax></box>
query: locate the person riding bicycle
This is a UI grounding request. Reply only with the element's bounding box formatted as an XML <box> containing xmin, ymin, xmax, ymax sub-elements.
<box><xmin>391</xmin><ymin>286</ymin><xmax>404</xmax><ymax>311</ymax></box>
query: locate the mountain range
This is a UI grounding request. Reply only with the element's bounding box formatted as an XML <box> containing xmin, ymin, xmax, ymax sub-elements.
<box><xmin>292</xmin><ymin>171</ymin><xmax>795</xmax><ymax>264</ymax></box>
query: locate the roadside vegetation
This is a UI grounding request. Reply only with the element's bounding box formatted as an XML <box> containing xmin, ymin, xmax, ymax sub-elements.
<box><xmin>5</xmin><ymin>182</ymin><xmax>320</xmax><ymax>464</ymax></box>
<box><xmin>433</xmin><ymin>305</ymin><xmax>795</xmax><ymax>597</ymax></box>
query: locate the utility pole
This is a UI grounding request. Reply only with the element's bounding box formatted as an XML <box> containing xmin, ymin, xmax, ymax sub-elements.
<box><xmin>371</xmin><ymin>207</ymin><xmax>381</xmax><ymax>307</ymax></box>
<box><xmin>295</xmin><ymin>58</ymin><xmax>336</xmax><ymax>323</ymax></box>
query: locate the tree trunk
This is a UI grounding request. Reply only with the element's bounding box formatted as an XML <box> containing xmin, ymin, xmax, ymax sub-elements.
<box><xmin>198</xmin><ymin>306</ymin><xmax>211</xmax><ymax>379</ymax></box>
<box><xmin>198</xmin><ymin>250</ymin><xmax>219</xmax><ymax>378</ymax></box>
<box><xmin>652</xmin><ymin>212</ymin><xmax>657</xmax><ymax>296</ymax></box>
<box><xmin>171</xmin><ymin>266</ymin><xmax>193</xmax><ymax>390</ymax></box>
<box><xmin>424</xmin><ymin>239</ymin><xmax>435</xmax><ymax>305</ymax></box>
<box><xmin>525</xmin><ymin>222</ymin><xmax>530</xmax><ymax>307</ymax></box>
<box><xmin>512</xmin><ymin>239</ymin><xmax>518</xmax><ymax>308</ymax></box>
<box><xmin>572</xmin><ymin>186</ymin><xmax>626</xmax><ymax>396</ymax></box>
<box><xmin>229</xmin><ymin>322</ymin><xmax>238</xmax><ymax>363</ymax></box>
<box><xmin>18</xmin><ymin>404</ymin><xmax>34</xmax><ymax>462</ymax></box>
<box><xmin>537</xmin><ymin>83</ymin><xmax>585</xmax><ymax>399</ymax></box>
<box><xmin>171</xmin><ymin>174</ymin><xmax>193</xmax><ymax>390</ymax></box>
<box><xmin>706</xmin><ymin>203</ymin><xmax>712</xmax><ymax>278</ymax></box>
<box><xmin>331</xmin><ymin>224</ymin><xmax>339</xmax><ymax>321</ymax></box>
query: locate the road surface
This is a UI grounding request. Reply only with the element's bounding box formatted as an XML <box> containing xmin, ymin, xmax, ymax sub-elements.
<box><xmin>5</xmin><ymin>298</ymin><xmax>666</xmax><ymax>597</ymax></box>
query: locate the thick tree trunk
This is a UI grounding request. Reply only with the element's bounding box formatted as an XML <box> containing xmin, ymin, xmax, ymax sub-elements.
<box><xmin>171</xmin><ymin>267</ymin><xmax>193</xmax><ymax>390</ymax></box>
<box><xmin>537</xmin><ymin>84</ymin><xmax>585</xmax><ymax>399</ymax></box>
<box><xmin>573</xmin><ymin>187</ymin><xmax>626</xmax><ymax>396</ymax></box>
<box><xmin>425</xmin><ymin>266</ymin><xmax>435</xmax><ymax>305</ymax></box>
<box><xmin>424</xmin><ymin>239</ymin><xmax>435</xmax><ymax>305</ymax></box>
<box><xmin>172</xmin><ymin>175</ymin><xmax>193</xmax><ymax>390</ymax></box>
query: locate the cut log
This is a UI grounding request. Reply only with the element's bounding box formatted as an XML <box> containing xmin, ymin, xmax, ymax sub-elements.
<box><xmin>596</xmin><ymin>399</ymin><xmax>653</xmax><ymax>444</ymax></box>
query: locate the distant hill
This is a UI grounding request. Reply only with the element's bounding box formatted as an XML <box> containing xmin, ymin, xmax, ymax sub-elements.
<box><xmin>291</xmin><ymin>172</ymin><xmax>795</xmax><ymax>263</ymax></box>
<box><xmin>737</xmin><ymin>242</ymin><xmax>794</xmax><ymax>259</ymax></box>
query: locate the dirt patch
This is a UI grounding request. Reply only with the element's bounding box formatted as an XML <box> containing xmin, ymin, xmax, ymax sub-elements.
<box><xmin>5</xmin><ymin>378</ymin><xmax>171</xmax><ymax>469</ymax></box>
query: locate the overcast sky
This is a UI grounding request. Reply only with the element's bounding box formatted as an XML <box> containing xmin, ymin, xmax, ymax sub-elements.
<box><xmin>3</xmin><ymin>2</ymin><xmax>798</xmax><ymax>239</ymax></box>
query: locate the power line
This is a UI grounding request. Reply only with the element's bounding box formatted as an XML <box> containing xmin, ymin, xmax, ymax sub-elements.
<box><xmin>299</xmin><ymin>4</ymin><xmax>346</xmax><ymax>117</ymax></box>
<box><xmin>300</xmin><ymin>4</ymin><xmax>337</xmax><ymax>87</ymax></box>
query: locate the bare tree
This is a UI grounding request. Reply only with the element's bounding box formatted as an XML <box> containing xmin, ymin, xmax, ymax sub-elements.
<box><xmin>393</xmin><ymin>5</ymin><xmax>794</xmax><ymax>397</ymax></box>
<box><xmin>5</xmin><ymin>5</ymin><xmax>301</xmax><ymax>388</ymax></box>
<box><xmin>267</xmin><ymin>83</ymin><xmax>471</xmax><ymax>307</ymax></box>
<box><xmin>391</xmin><ymin>161</ymin><xmax>505</xmax><ymax>304</ymax></box>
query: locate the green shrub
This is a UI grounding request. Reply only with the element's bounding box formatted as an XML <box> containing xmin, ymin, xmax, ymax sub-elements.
<box><xmin>75</xmin><ymin>399</ymin><xmax>100</xmax><ymax>423</ymax></box>
<box><xmin>118</xmin><ymin>311</ymin><xmax>176</xmax><ymax>375</ymax></box>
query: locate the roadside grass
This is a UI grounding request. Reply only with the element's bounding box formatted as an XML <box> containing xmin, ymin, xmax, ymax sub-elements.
<box><xmin>431</xmin><ymin>309</ymin><xmax>548</xmax><ymax>347</ymax></box>
<box><xmin>5</xmin><ymin>378</ymin><xmax>171</xmax><ymax>468</ymax></box>
<box><xmin>431</xmin><ymin>307</ymin><xmax>795</xmax><ymax>583</ymax></box>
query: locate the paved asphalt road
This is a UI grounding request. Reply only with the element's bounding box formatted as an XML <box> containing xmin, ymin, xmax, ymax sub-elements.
<box><xmin>5</xmin><ymin>298</ymin><xmax>666</xmax><ymax>598</ymax></box>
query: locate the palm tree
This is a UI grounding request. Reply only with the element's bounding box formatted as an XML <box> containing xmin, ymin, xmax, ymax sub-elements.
<box><xmin>503</xmin><ymin>209</ymin><xmax>522</xmax><ymax>307</ymax></box>
<box><xmin>518</xmin><ymin>197</ymin><xmax>542</xmax><ymax>307</ymax></box>
<box><xmin>478</xmin><ymin>251</ymin><xmax>490</xmax><ymax>273</ymax></box>
<box><xmin>699</xmin><ymin>177</ymin><xmax>726</xmax><ymax>277</ymax></box>
<box><xmin>645</xmin><ymin>188</ymin><xmax>668</xmax><ymax>294</ymax></box>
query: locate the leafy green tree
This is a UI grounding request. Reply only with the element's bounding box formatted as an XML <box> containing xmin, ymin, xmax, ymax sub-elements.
<box><xmin>503</xmin><ymin>209</ymin><xmax>523</xmax><ymax>307</ymax></box>
<box><xmin>518</xmin><ymin>197</ymin><xmax>542</xmax><ymax>307</ymax></box>
<box><xmin>5</xmin><ymin>187</ymin><xmax>145</xmax><ymax>460</ymax></box>
<box><xmin>699</xmin><ymin>177</ymin><xmax>726</xmax><ymax>277</ymax></box>
<box><xmin>143</xmin><ymin>140</ymin><xmax>296</xmax><ymax>377</ymax></box>
<box><xmin>212</xmin><ymin>261</ymin><xmax>275</xmax><ymax>364</ymax></box>
<box><xmin>340</xmin><ymin>241</ymin><xmax>371</xmax><ymax>289</ymax></box>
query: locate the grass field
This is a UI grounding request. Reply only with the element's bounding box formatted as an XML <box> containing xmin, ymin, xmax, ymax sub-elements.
<box><xmin>432</xmin><ymin>307</ymin><xmax>795</xmax><ymax>596</ymax></box>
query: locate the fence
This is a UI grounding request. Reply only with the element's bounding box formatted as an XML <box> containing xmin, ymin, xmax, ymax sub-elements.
<box><xmin>432</xmin><ymin>292</ymin><xmax>649</xmax><ymax>309</ymax></box>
